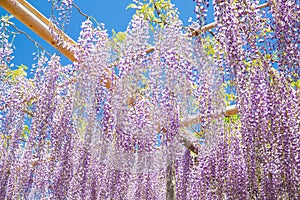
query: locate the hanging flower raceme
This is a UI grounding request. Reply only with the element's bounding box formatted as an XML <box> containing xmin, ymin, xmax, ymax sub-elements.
<box><xmin>209</xmin><ymin>0</ymin><xmax>300</xmax><ymax>199</ymax></box>
<box><xmin>0</xmin><ymin>18</ymin><xmax>14</xmax><ymax>66</ymax></box>
<box><xmin>48</xmin><ymin>0</ymin><xmax>73</xmax><ymax>29</ymax></box>
<box><xmin>269</xmin><ymin>0</ymin><xmax>300</xmax><ymax>80</ymax></box>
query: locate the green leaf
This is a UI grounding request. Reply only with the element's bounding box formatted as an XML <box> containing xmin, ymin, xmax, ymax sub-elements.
<box><xmin>126</xmin><ymin>3</ymin><xmax>138</xmax><ymax>10</ymax></box>
<box><xmin>1</xmin><ymin>15</ymin><xmax>14</xmax><ymax>23</ymax></box>
<box><xmin>226</xmin><ymin>94</ymin><xmax>236</xmax><ymax>101</ymax></box>
<box><xmin>21</xmin><ymin>125</ymin><xmax>30</xmax><ymax>140</ymax></box>
<box><xmin>112</xmin><ymin>31</ymin><xmax>126</xmax><ymax>44</ymax></box>
<box><xmin>112</xmin><ymin>29</ymin><xmax>116</xmax><ymax>35</ymax></box>
<box><xmin>194</xmin><ymin>131</ymin><xmax>205</xmax><ymax>139</ymax></box>
<box><xmin>140</xmin><ymin>4</ymin><xmax>149</xmax><ymax>13</ymax></box>
<box><xmin>224</xmin><ymin>116</ymin><xmax>230</xmax><ymax>123</ymax></box>
<box><xmin>78</xmin><ymin>118</ymin><xmax>88</xmax><ymax>140</ymax></box>
<box><xmin>6</xmin><ymin>64</ymin><xmax>28</xmax><ymax>81</ymax></box>
<box><xmin>291</xmin><ymin>79</ymin><xmax>300</xmax><ymax>89</ymax></box>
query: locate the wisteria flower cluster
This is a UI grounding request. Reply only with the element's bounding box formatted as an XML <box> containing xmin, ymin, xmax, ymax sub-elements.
<box><xmin>0</xmin><ymin>17</ymin><xmax>14</xmax><ymax>66</ymax></box>
<box><xmin>191</xmin><ymin>0</ymin><xmax>300</xmax><ymax>199</ymax></box>
<box><xmin>0</xmin><ymin>0</ymin><xmax>299</xmax><ymax>199</ymax></box>
<box><xmin>48</xmin><ymin>0</ymin><xmax>73</xmax><ymax>31</ymax></box>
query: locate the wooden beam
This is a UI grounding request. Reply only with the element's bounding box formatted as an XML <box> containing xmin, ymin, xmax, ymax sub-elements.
<box><xmin>257</xmin><ymin>2</ymin><xmax>270</xmax><ymax>9</ymax></box>
<box><xmin>180</xmin><ymin>105</ymin><xmax>238</xmax><ymax>128</ymax></box>
<box><xmin>224</xmin><ymin>105</ymin><xmax>239</xmax><ymax>117</ymax></box>
<box><xmin>0</xmin><ymin>0</ymin><xmax>77</xmax><ymax>61</ymax></box>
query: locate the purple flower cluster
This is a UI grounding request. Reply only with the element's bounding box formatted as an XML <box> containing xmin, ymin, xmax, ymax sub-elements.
<box><xmin>0</xmin><ymin>0</ymin><xmax>299</xmax><ymax>199</ymax></box>
<box><xmin>269</xmin><ymin>0</ymin><xmax>300</xmax><ymax>79</ymax></box>
<box><xmin>190</xmin><ymin>0</ymin><xmax>300</xmax><ymax>199</ymax></box>
<box><xmin>0</xmin><ymin>20</ymin><xmax>14</xmax><ymax>66</ymax></box>
<box><xmin>193</xmin><ymin>0</ymin><xmax>210</xmax><ymax>25</ymax></box>
<box><xmin>48</xmin><ymin>0</ymin><xmax>73</xmax><ymax>30</ymax></box>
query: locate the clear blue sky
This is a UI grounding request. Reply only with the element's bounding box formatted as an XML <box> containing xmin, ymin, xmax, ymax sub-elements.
<box><xmin>0</xmin><ymin>0</ymin><xmax>214</xmax><ymax>68</ymax></box>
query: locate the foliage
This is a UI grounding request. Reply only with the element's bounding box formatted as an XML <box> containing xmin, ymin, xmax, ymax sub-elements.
<box><xmin>6</xmin><ymin>64</ymin><xmax>28</xmax><ymax>81</ymax></box>
<box><xmin>127</xmin><ymin>0</ymin><xmax>177</xmax><ymax>29</ymax></box>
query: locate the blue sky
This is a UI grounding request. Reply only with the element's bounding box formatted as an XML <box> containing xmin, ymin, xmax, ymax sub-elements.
<box><xmin>0</xmin><ymin>0</ymin><xmax>213</xmax><ymax>68</ymax></box>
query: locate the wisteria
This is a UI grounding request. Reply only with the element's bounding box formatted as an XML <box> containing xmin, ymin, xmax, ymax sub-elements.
<box><xmin>193</xmin><ymin>0</ymin><xmax>300</xmax><ymax>199</ymax></box>
<box><xmin>48</xmin><ymin>0</ymin><xmax>73</xmax><ymax>30</ymax></box>
<box><xmin>0</xmin><ymin>17</ymin><xmax>14</xmax><ymax>66</ymax></box>
<box><xmin>0</xmin><ymin>0</ymin><xmax>299</xmax><ymax>199</ymax></box>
